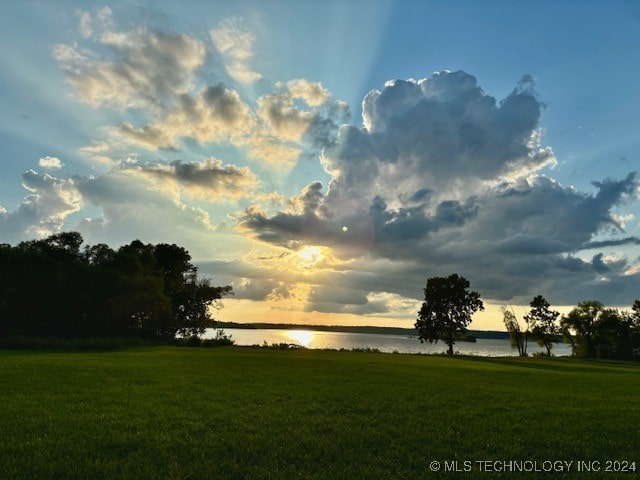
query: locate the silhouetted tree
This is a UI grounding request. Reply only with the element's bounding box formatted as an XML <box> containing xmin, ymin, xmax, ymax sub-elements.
<box><xmin>561</xmin><ymin>301</ymin><xmax>604</xmax><ymax>358</ymax></box>
<box><xmin>501</xmin><ymin>306</ymin><xmax>529</xmax><ymax>356</ymax></box>
<box><xmin>0</xmin><ymin>232</ymin><xmax>232</xmax><ymax>341</ymax></box>
<box><xmin>631</xmin><ymin>300</ymin><xmax>640</xmax><ymax>359</ymax></box>
<box><xmin>561</xmin><ymin>300</ymin><xmax>640</xmax><ymax>359</ymax></box>
<box><xmin>415</xmin><ymin>274</ymin><xmax>484</xmax><ymax>355</ymax></box>
<box><xmin>154</xmin><ymin>242</ymin><xmax>232</xmax><ymax>338</ymax></box>
<box><xmin>524</xmin><ymin>295</ymin><xmax>560</xmax><ymax>357</ymax></box>
<box><xmin>592</xmin><ymin>308</ymin><xmax>634</xmax><ymax>359</ymax></box>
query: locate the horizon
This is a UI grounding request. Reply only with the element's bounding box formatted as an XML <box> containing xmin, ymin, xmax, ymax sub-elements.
<box><xmin>1</xmin><ymin>1</ymin><xmax>639</xmax><ymax>331</ymax></box>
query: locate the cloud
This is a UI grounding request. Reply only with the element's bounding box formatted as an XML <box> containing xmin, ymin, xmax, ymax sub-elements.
<box><xmin>210</xmin><ymin>17</ymin><xmax>262</xmax><ymax>84</ymax></box>
<box><xmin>0</xmin><ymin>153</ymin><xmax>258</xmax><ymax>261</ymax></box>
<box><xmin>116</xmin><ymin>123</ymin><xmax>178</xmax><ymax>151</ymax></box>
<box><xmin>38</xmin><ymin>156</ymin><xmax>63</xmax><ymax>169</ymax></box>
<box><xmin>109</xmin><ymin>77</ymin><xmax>345</xmax><ymax>172</ymax></box>
<box><xmin>303</xmin><ymin>290</ymin><xmax>419</xmax><ymax>317</ymax></box>
<box><xmin>73</xmin><ymin>170</ymin><xmax>224</xmax><ymax>257</ymax></box>
<box><xmin>258</xmin><ymin>83</ymin><xmax>350</xmax><ymax>147</ymax></box>
<box><xmin>237</xmin><ymin>71</ymin><xmax>640</xmax><ymax>306</ymax></box>
<box><xmin>69</xmin><ymin>162</ymin><xmax>264</xmax><ymax>261</ymax></box>
<box><xmin>114</xmin><ymin>83</ymin><xmax>256</xmax><ymax>150</ymax></box>
<box><xmin>77</xmin><ymin>141</ymin><xmax>114</xmax><ymax>166</ymax></box>
<box><xmin>125</xmin><ymin>158</ymin><xmax>259</xmax><ymax>201</ymax></box>
<box><xmin>77</xmin><ymin>7</ymin><xmax>113</xmax><ymax>39</ymax></box>
<box><xmin>55</xmin><ymin>11</ymin><xmax>348</xmax><ymax>176</ymax></box>
<box><xmin>245</xmin><ymin>133</ymin><xmax>303</xmax><ymax>170</ymax></box>
<box><xmin>55</xmin><ymin>12</ymin><xmax>206</xmax><ymax>109</ymax></box>
<box><xmin>0</xmin><ymin>171</ymin><xmax>82</xmax><ymax>243</ymax></box>
<box><xmin>281</xmin><ymin>79</ymin><xmax>331</xmax><ymax>107</ymax></box>
<box><xmin>45</xmin><ymin>9</ymin><xmax>640</xmax><ymax>312</ymax></box>
<box><xmin>321</xmin><ymin>71</ymin><xmax>556</xmax><ymax>210</ymax></box>
<box><xmin>258</xmin><ymin>92</ymin><xmax>315</xmax><ymax>143</ymax></box>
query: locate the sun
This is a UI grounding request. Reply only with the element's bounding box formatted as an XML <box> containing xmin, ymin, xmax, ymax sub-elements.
<box><xmin>297</xmin><ymin>245</ymin><xmax>324</xmax><ymax>268</ymax></box>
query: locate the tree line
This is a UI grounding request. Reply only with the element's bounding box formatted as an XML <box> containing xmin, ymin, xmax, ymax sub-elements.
<box><xmin>416</xmin><ymin>274</ymin><xmax>640</xmax><ymax>360</ymax></box>
<box><xmin>0</xmin><ymin>232</ymin><xmax>232</xmax><ymax>340</ymax></box>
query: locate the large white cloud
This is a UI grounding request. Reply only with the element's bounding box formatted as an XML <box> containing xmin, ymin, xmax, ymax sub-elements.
<box><xmin>0</xmin><ymin>171</ymin><xmax>81</xmax><ymax>243</ymax></box>
<box><xmin>57</xmin><ymin>11</ymin><xmax>350</xmax><ymax>176</ymax></box>
<box><xmin>41</xmin><ymin>11</ymin><xmax>640</xmax><ymax>313</ymax></box>
<box><xmin>55</xmin><ymin>8</ymin><xmax>206</xmax><ymax>109</ymax></box>
<box><xmin>322</xmin><ymin>71</ymin><xmax>555</xmax><ymax>209</ymax></box>
<box><xmin>115</xmin><ymin>83</ymin><xmax>256</xmax><ymax>150</ymax></box>
<box><xmin>238</xmin><ymin>71</ymin><xmax>640</xmax><ymax>306</ymax></box>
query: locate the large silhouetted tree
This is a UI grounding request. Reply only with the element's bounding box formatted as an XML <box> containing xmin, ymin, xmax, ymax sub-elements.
<box><xmin>561</xmin><ymin>301</ymin><xmax>604</xmax><ymax>358</ymax></box>
<box><xmin>560</xmin><ymin>300</ymin><xmax>640</xmax><ymax>359</ymax></box>
<box><xmin>0</xmin><ymin>232</ymin><xmax>232</xmax><ymax>340</ymax></box>
<box><xmin>415</xmin><ymin>274</ymin><xmax>484</xmax><ymax>355</ymax></box>
<box><xmin>153</xmin><ymin>242</ymin><xmax>232</xmax><ymax>338</ymax></box>
<box><xmin>524</xmin><ymin>295</ymin><xmax>560</xmax><ymax>357</ymax></box>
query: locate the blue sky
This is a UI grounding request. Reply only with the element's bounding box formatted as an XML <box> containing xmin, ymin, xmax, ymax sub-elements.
<box><xmin>1</xmin><ymin>0</ymin><xmax>639</xmax><ymax>329</ymax></box>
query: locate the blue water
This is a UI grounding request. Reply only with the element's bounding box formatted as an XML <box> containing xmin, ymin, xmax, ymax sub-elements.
<box><xmin>205</xmin><ymin>328</ymin><xmax>573</xmax><ymax>357</ymax></box>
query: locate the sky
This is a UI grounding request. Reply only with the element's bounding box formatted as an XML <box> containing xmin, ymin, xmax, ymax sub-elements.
<box><xmin>1</xmin><ymin>0</ymin><xmax>639</xmax><ymax>330</ymax></box>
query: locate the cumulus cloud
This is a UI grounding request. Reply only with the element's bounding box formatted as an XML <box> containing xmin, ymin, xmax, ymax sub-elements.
<box><xmin>237</xmin><ymin>71</ymin><xmax>640</xmax><ymax>306</ymax></box>
<box><xmin>210</xmin><ymin>17</ymin><xmax>262</xmax><ymax>84</ymax></box>
<box><xmin>258</xmin><ymin>92</ymin><xmax>315</xmax><ymax>142</ymax></box>
<box><xmin>0</xmin><ymin>171</ymin><xmax>82</xmax><ymax>243</ymax></box>
<box><xmin>39</xmin><ymin>156</ymin><xmax>63</xmax><ymax>169</ymax></box>
<box><xmin>55</xmin><ymin>10</ymin><xmax>206</xmax><ymax>109</ymax></box>
<box><xmin>45</xmin><ymin>9</ymin><xmax>640</xmax><ymax>312</ymax></box>
<box><xmin>322</xmin><ymin>71</ymin><xmax>556</xmax><ymax>209</ymax></box>
<box><xmin>258</xmin><ymin>82</ymin><xmax>350</xmax><ymax>147</ymax></box>
<box><xmin>55</xmin><ymin>11</ymin><xmax>348</xmax><ymax>176</ymax></box>
<box><xmin>115</xmin><ymin>83</ymin><xmax>256</xmax><ymax>150</ymax></box>
<box><xmin>281</xmin><ymin>79</ymin><xmax>331</xmax><ymax>107</ymax></box>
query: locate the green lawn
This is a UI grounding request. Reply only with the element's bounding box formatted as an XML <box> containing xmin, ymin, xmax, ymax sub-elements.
<box><xmin>0</xmin><ymin>347</ymin><xmax>638</xmax><ymax>479</ymax></box>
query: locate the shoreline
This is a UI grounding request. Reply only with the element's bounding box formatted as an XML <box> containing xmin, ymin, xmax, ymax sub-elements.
<box><xmin>216</xmin><ymin>321</ymin><xmax>511</xmax><ymax>340</ymax></box>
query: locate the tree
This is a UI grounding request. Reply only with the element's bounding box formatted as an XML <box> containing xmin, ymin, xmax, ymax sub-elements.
<box><xmin>561</xmin><ymin>300</ymin><xmax>640</xmax><ymax>359</ymax></box>
<box><xmin>153</xmin><ymin>243</ymin><xmax>233</xmax><ymax>338</ymax></box>
<box><xmin>561</xmin><ymin>301</ymin><xmax>604</xmax><ymax>358</ymax></box>
<box><xmin>501</xmin><ymin>306</ymin><xmax>529</xmax><ymax>356</ymax></box>
<box><xmin>524</xmin><ymin>295</ymin><xmax>560</xmax><ymax>357</ymax></box>
<box><xmin>631</xmin><ymin>300</ymin><xmax>640</xmax><ymax>359</ymax></box>
<box><xmin>0</xmin><ymin>232</ymin><xmax>232</xmax><ymax>341</ymax></box>
<box><xmin>415</xmin><ymin>274</ymin><xmax>484</xmax><ymax>355</ymax></box>
<box><xmin>593</xmin><ymin>308</ymin><xmax>633</xmax><ymax>359</ymax></box>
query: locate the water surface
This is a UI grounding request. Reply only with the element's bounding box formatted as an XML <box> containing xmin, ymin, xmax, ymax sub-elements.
<box><xmin>206</xmin><ymin>328</ymin><xmax>573</xmax><ymax>357</ymax></box>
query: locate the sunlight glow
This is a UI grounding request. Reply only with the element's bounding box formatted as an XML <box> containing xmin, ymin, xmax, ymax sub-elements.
<box><xmin>287</xmin><ymin>330</ymin><xmax>313</xmax><ymax>347</ymax></box>
<box><xmin>297</xmin><ymin>245</ymin><xmax>324</xmax><ymax>268</ymax></box>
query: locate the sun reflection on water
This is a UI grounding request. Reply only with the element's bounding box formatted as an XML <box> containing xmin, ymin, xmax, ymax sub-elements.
<box><xmin>286</xmin><ymin>330</ymin><xmax>314</xmax><ymax>347</ymax></box>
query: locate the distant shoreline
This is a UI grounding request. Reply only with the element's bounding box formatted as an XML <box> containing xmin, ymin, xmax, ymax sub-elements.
<box><xmin>215</xmin><ymin>321</ymin><xmax>511</xmax><ymax>341</ymax></box>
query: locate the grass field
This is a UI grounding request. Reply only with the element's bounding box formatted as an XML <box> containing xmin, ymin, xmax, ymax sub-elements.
<box><xmin>0</xmin><ymin>347</ymin><xmax>638</xmax><ymax>479</ymax></box>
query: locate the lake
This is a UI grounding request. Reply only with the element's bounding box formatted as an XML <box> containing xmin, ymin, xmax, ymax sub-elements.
<box><xmin>205</xmin><ymin>328</ymin><xmax>573</xmax><ymax>357</ymax></box>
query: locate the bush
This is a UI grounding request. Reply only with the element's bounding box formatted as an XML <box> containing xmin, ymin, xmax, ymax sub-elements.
<box><xmin>172</xmin><ymin>329</ymin><xmax>235</xmax><ymax>348</ymax></box>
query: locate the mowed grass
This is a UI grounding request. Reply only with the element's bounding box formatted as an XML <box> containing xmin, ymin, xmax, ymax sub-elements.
<box><xmin>0</xmin><ymin>347</ymin><xmax>638</xmax><ymax>479</ymax></box>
